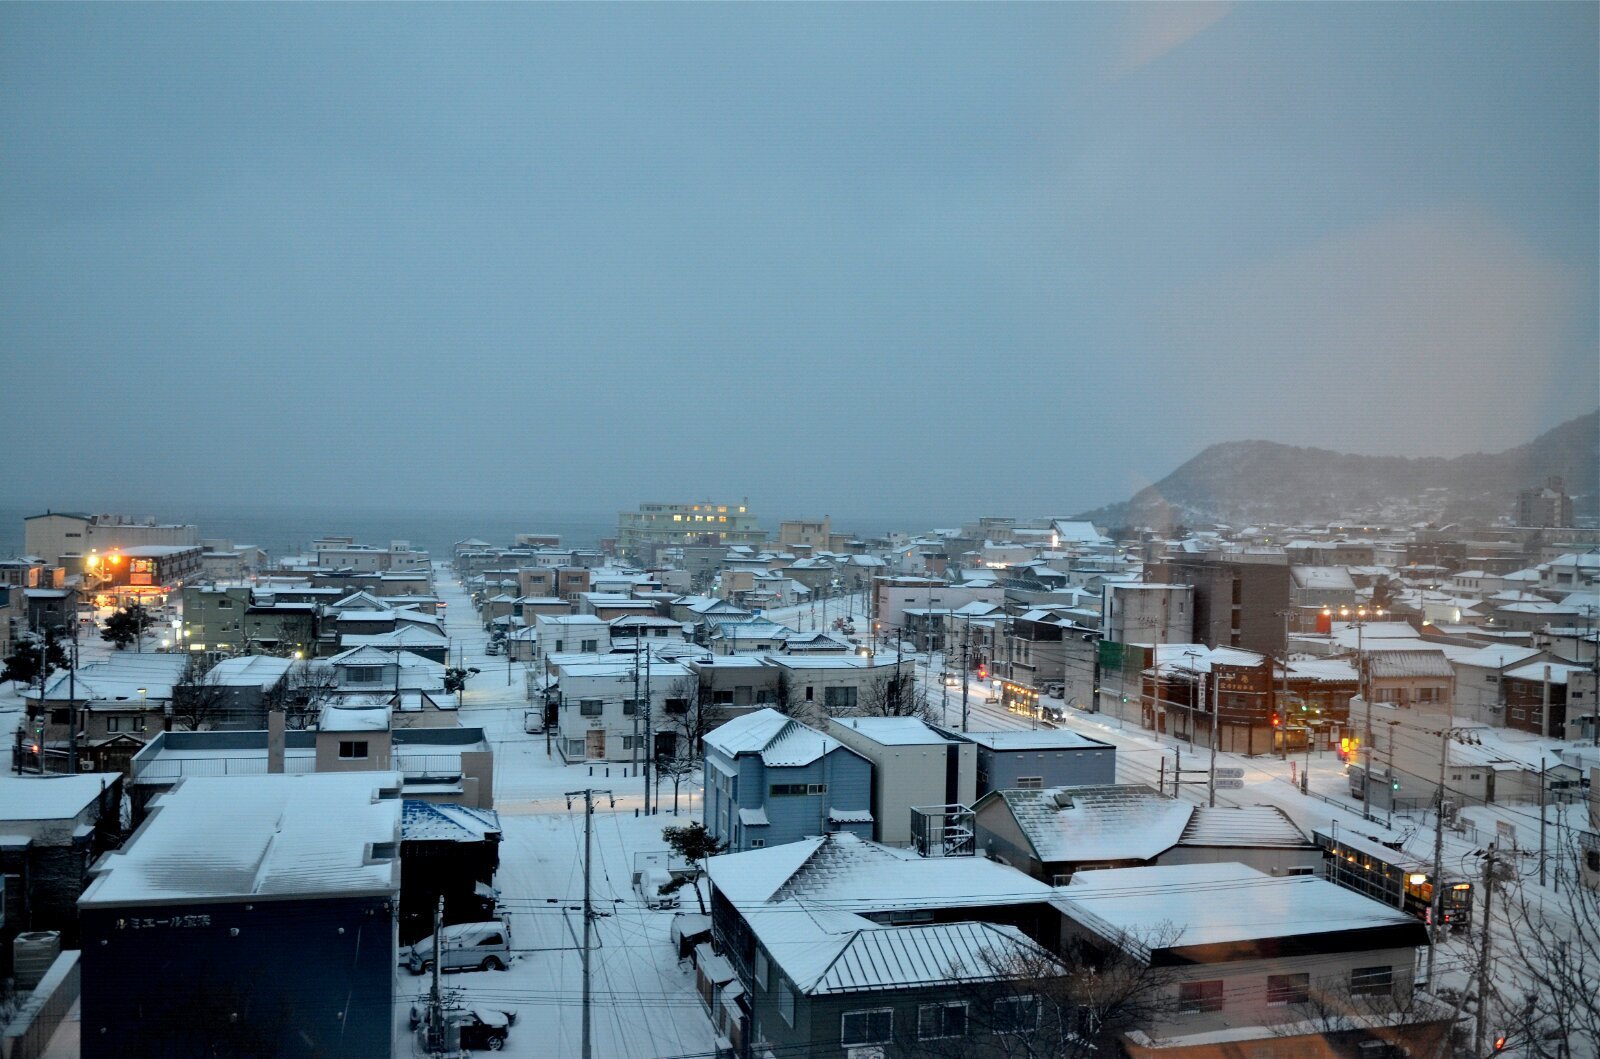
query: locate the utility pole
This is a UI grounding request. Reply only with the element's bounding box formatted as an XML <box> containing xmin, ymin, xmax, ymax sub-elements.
<box><xmin>1427</xmin><ymin>724</ymin><xmax>1452</xmax><ymax>988</ymax></box>
<box><xmin>1204</xmin><ymin>666</ymin><xmax>1217</xmax><ymax>808</ymax></box>
<box><xmin>631</xmin><ymin>650</ymin><xmax>642</xmax><ymax>785</ymax></box>
<box><xmin>1538</xmin><ymin>755</ymin><xmax>1547</xmax><ymax>887</ymax></box>
<box><xmin>565</xmin><ymin>788</ymin><xmax>614</xmax><ymax>1059</ymax></box>
<box><xmin>643</xmin><ymin>647</ymin><xmax>653</xmax><ymax>815</ymax></box>
<box><xmin>960</xmin><ymin>628</ymin><xmax>970</xmax><ymax>732</ymax></box>
<box><xmin>426</xmin><ymin>895</ymin><xmax>445</xmax><ymax>1055</ymax></box>
<box><xmin>67</xmin><ymin>622</ymin><xmax>80</xmax><ymax>774</ymax></box>
<box><xmin>1474</xmin><ymin>845</ymin><xmax>1499</xmax><ymax>1057</ymax></box>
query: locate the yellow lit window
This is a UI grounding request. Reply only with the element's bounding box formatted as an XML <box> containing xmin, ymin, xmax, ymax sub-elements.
<box><xmin>673</xmin><ymin>515</ymin><xmax>682</xmax><ymax>522</ymax></box>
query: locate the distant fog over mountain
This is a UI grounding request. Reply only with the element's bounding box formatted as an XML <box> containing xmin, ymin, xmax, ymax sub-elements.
<box><xmin>1078</xmin><ymin>410</ymin><xmax>1599</xmax><ymax>531</ymax></box>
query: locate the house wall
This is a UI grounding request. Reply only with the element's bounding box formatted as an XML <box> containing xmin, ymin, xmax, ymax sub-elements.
<box><xmin>1153</xmin><ymin>845</ymin><xmax>1323</xmax><ymax>877</ymax></box>
<box><xmin>709</xmin><ymin>747</ymin><xmax>873</xmax><ymax>852</ymax></box>
<box><xmin>976</xmin><ymin>745</ymin><xmax>1116</xmax><ymax>795</ymax></box>
<box><xmin>972</xmin><ymin>800</ymin><xmax>1045</xmax><ymax>878</ymax></box>
<box><xmin>315</xmin><ymin>730</ymin><xmax>394</xmax><ymax>771</ymax></box>
<box><xmin>825</xmin><ymin>725</ymin><xmax>976</xmax><ymax>847</ymax></box>
<box><xmin>79</xmin><ymin>894</ymin><xmax>396</xmax><ymax>1059</ymax></box>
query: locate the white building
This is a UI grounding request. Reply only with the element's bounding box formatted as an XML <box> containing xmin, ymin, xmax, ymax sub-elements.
<box><xmin>553</xmin><ymin>656</ymin><xmax>692</xmax><ymax>763</ymax></box>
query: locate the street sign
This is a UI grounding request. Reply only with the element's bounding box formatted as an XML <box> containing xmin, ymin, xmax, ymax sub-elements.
<box><xmin>1214</xmin><ymin>779</ymin><xmax>1245</xmax><ymax>790</ymax></box>
<box><xmin>1214</xmin><ymin>767</ymin><xmax>1245</xmax><ymax>779</ymax></box>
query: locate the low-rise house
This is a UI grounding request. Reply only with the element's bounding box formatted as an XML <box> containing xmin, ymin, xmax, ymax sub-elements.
<box><xmin>1503</xmin><ymin>661</ymin><xmax>1588</xmax><ymax>738</ymax></box>
<box><xmin>826</xmin><ymin>716</ymin><xmax>977</xmax><ymax>847</ymax></box>
<box><xmin>398</xmin><ymin>800</ymin><xmax>501</xmax><ymax>945</ymax></box>
<box><xmin>937</xmin><ymin>728</ymin><xmax>1116</xmax><ymax>795</ymax></box>
<box><xmin>709</xmin><ymin>619</ymin><xmax>792</xmax><ymax>655</ymax></box>
<box><xmin>1365</xmin><ymin>648</ymin><xmax>1456</xmax><ymax>708</ymax></box>
<box><xmin>184</xmin><ymin>653</ymin><xmax>296</xmax><ymax>729</ymax></box>
<box><xmin>328</xmin><ymin>646</ymin><xmax>446</xmax><ymax>696</ymax></box>
<box><xmin>33</xmin><ymin>654</ymin><xmax>188</xmax><ymax>773</ymax></box>
<box><xmin>552</xmin><ymin>656</ymin><xmax>693</xmax><ymax>764</ymax></box>
<box><xmin>339</xmin><ymin>623</ymin><xmax>450</xmax><ymax>662</ymax></box>
<box><xmin>127</xmin><ymin>719</ymin><xmax>495</xmax><ymax>817</ymax></box>
<box><xmin>534</xmin><ymin>613</ymin><xmax>611</xmax><ymax>672</ymax></box>
<box><xmin>1054</xmin><ymin>863</ymin><xmax>1450</xmax><ymax>1059</ymax></box>
<box><xmin>703</xmin><ymin>708</ymin><xmax>873</xmax><ymax>852</ymax></box>
<box><xmin>973</xmin><ymin>786</ymin><xmax>1319</xmax><ymax>884</ymax></box>
<box><xmin>1448</xmin><ymin>644</ymin><xmax>1547</xmax><ymax>724</ymax></box>
<box><xmin>78</xmin><ymin>772</ymin><xmax>401</xmax><ymax>1059</ymax></box>
<box><xmin>707</xmin><ymin>831</ymin><xmax>1063</xmax><ymax>1058</ymax></box>
<box><xmin>0</xmin><ymin>771</ymin><xmax>124</xmax><ymax>961</ymax></box>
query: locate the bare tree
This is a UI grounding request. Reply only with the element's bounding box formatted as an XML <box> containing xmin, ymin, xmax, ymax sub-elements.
<box><xmin>1267</xmin><ymin>968</ymin><xmax>1458</xmax><ymax>1058</ymax></box>
<box><xmin>170</xmin><ymin>653</ymin><xmax>231</xmax><ymax>731</ymax></box>
<box><xmin>771</xmin><ymin>669</ymin><xmax>821</xmax><ymax>725</ymax></box>
<box><xmin>277</xmin><ymin>660</ymin><xmax>338</xmax><ymax>729</ymax></box>
<box><xmin>915</xmin><ymin>926</ymin><xmax>1186</xmax><ymax>1059</ymax></box>
<box><xmin>662</xmin><ymin>676</ymin><xmax>726</xmax><ymax>761</ymax></box>
<box><xmin>856</xmin><ymin>669</ymin><xmax>935</xmax><ymax>721</ymax></box>
<box><xmin>1495</xmin><ymin>834</ymin><xmax>1600</xmax><ymax>1057</ymax></box>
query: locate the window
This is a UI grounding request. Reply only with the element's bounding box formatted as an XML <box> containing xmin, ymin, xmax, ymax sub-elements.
<box><xmin>50</xmin><ymin>708</ymin><xmax>69</xmax><ymax>725</ymax></box>
<box><xmin>1350</xmin><ymin>966</ymin><xmax>1393</xmax><ymax>997</ymax></box>
<box><xmin>919</xmin><ymin>1002</ymin><xmax>968</xmax><ymax>1040</ymax></box>
<box><xmin>1286</xmin><ymin>866</ymin><xmax>1317</xmax><ymax>877</ymax></box>
<box><xmin>1016</xmin><ymin>776</ymin><xmax>1044</xmax><ymax>790</ymax></box>
<box><xmin>1178</xmin><ymin>980</ymin><xmax>1225</xmax><ymax>1013</ymax></box>
<box><xmin>805</xmin><ymin>685</ymin><xmax>815</xmax><ymax>702</ymax></box>
<box><xmin>346</xmin><ymin>665</ymin><xmax>382</xmax><ymax>683</ymax></box>
<box><xmin>770</xmin><ymin>783</ymin><xmax>825</xmax><ymax>796</ymax></box>
<box><xmin>566</xmin><ymin>739</ymin><xmax>585</xmax><ymax>757</ymax></box>
<box><xmin>750</xmin><ymin>839</ymin><xmax>765</xmax><ymax>848</ymax></box>
<box><xmin>754</xmin><ymin>950</ymin><xmax>770</xmax><ymax>990</ymax></box>
<box><xmin>623</xmin><ymin>699</ymin><xmax>639</xmax><ymax>715</ymax></box>
<box><xmin>338</xmin><ymin>740</ymin><xmax>369</xmax><ymax>760</ymax></box>
<box><xmin>777</xmin><ymin>980</ymin><xmax>795</xmax><ymax>1026</ymax></box>
<box><xmin>579</xmin><ymin>700</ymin><xmax>603</xmax><ymax>717</ymax></box>
<box><xmin>992</xmin><ymin>995</ymin><xmax>1040</xmax><ymax>1033</ymax></box>
<box><xmin>840</xmin><ymin>1009</ymin><xmax>893</xmax><ymax>1046</ymax></box>
<box><xmin>824</xmin><ymin>686</ymin><xmax>857</xmax><ymax>710</ymax></box>
<box><xmin>1267</xmin><ymin>973</ymin><xmax>1309</xmax><ymax>1006</ymax></box>
<box><xmin>217</xmin><ymin>597</ymin><xmax>232</xmax><ymax>608</ymax></box>
<box><xmin>581</xmin><ymin>639</ymin><xmax>598</xmax><ymax>652</ymax></box>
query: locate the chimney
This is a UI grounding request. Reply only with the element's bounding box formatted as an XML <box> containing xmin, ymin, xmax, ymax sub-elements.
<box><xmin>267</xmin><ymin>709</ymin><xmax>285</xmax><ymax>774</ymax></box>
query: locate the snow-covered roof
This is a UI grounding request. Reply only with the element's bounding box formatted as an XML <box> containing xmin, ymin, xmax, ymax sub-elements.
<box><xmin>703</xmin><ymin>708</ymin><xmax>846</xmax><ymax>768</ymax></box>
<box><xmin>340</xmin><ymin>626</ymin><xmax>447</xmax><ymax>648</ymax></box>
<box><xmin>1053</xmin><ymin>863</ymin><xmax>1419</xmax><ymax>958</ymax></box>
<box><xmin>1178</xmin><ymin>806</ymin><xmax>1311</xmax><ymax>849</ymax></box>
<box><xmin>1367</xmin><ymin>651</ymin><xmax>1455</xmax><ymax>679</ymax></box>
<box><xmin>40</xmin><ymin>655</ymin><xmax>187</xmax><ymax>702</ymax></box>
<box><xmin>1449</xmin><ymin>645</ymin><xmax>1545</xmax><ymax>670</ymax></box>
<box><xmin>830</xmin><ymin>716</ymin><xmax>957</xmax><ymax>746</ymax></box>
<box><xmin>401</xmin><ymin>800</ymin><xmax>501</xmax><ymax>842</ymax></box>
<box><xmin>707</xmin><ymin>832</ymin><xmax>1054</xmax><ymax>911</ymax></box>
<box><xmin>1503</xmin><ymin>662</ymin><xmax>1589</xmax><ymax>685</ymax></box>
<box><xmin>319</xmin><ymin>705</ymin><xmax>391</xmax><ymax>732</ymax></box>
<box><xmin>952</xmin><ymin>729</ymin><xmax>1114</xmax><ymax>752</ymax></box>
<box><xmin>738</xmin><ymin>807</ymin><xmax>770</xmax><ymax>827</ymax></box>
<box><xmin>82</xmin><ymin>772</ymin><xmax>402</xmax><ymax>906</ymax></box>
<box><xmin>1282</xmin><ymin>658</ymin><xmax>1359</xmax><ymax>683</ymax></box>
<box><xmin>0</xmin><ymin>772</ymin><xmax>120</xmax><ymax>822</ymax></box>
<box><xmin>982</xmin><ymin>784</ymin><xmax>1193</xmax><ymax>863</ymax></box>
<box><xmin>743</xmin><ymin>901</ymin><xmax>1055</xmax><ymax>996</ymax></box>
<box><xmin>204</xmin><ymin>655</ymin><xmax>297</xmax><ymax>688</ymax></box>
<box><xmin>1291</xmin><ymin>566</ymin><xmax>1357</xmax><ymax>591</ymax></box>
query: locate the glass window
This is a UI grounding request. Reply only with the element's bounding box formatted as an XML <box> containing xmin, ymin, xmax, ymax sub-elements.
<box><xmin>1016</xmin><ymin>776</ymin><xmax>1044</xmax><ymax>789</ymax></box>
<box><xmin>919</xmin><ymin>1002</ymin><xmax>967</xmax><ymax>1039</ymax></box>
<box><xmin>993</xmin><ymin>995</ymin><xmax>1039</xmax><ymax>1033</ymax></box>
<box><xmin>824</xmin><ymin>686</ymin><xmax>857</xmax><ymax>710</ymax></box>
<box><xmin>1267</xmin><ymin>973</ymin><xmax>1309</xmax><ymax>1006</ymax></box>
<box><xmin>754</xmin><ymin>950</ymin><xmax>769</xmax><ymax>990</ymax></box>
<box><xmin>777</xmin><ymin>980</ymin><xmax>795</xmax><ymax>1026</ymax></box>
<box><xmin>338</xmin><ymin>740</ymin><xmax>369</xmax><ymax>760</ymax></box>
<box><xmin>841</xmin><ymin>1008</ymin><xmax>893</xmax><ymax>1046</ymax></box>
<box><xmin>1178</xmin><ymin>980</ymin><xmax>1225</xmax><ymax>1013</ymax></box>
<box><xmin>1350</xmin><ymin>966</ymin><xmax>1393</xmax><ymax>997</ymax></box>
<box><xmin>579</xmin><ymin>700</ymin><xmax>603</xmax><ymax>717</ymax></box>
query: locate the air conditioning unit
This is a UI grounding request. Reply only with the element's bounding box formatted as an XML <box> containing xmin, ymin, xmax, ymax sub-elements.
<box><xmin>13</xmin><ymin>930</ymin><xmax>61</xmax><ymax>990</ymax></box>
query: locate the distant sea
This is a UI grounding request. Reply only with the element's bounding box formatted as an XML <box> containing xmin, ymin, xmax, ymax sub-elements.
<box><xmin>0</xmin><ymin>504</ymin><xmax>932</xmax><ymax>561</ymax></box>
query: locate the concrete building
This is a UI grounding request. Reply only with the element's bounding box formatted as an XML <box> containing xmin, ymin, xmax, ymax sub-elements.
<box><xmin>618</xmin><ymin>500</ymin><xmax>765</xmax><ymax>563</ymax></box>
<box><xmin>778</xmin><ymin>518</ymin><xmax>831</xmax><ymax>550</ymax></box>
<box><xmin>24</xmin><ymin>512</ymin><xmax>199</xmax><ymax>568</ymax></box>
<box><xmin>1101</xmin><ymin>583</ymin><xmax>1193</xmax><ymax>646</ymax></box>
<box><xmin>1149</xmin><ymin>551</ymin><xmax>1291</xmax><ymax>656</ymax></box>
<box><xmin>79</xmin><ymin>772</ymin><xmax>401</xmax><ymax>1059</ymax></box>
<box><xmin>551</xmin><ymin>656</ymin><xmax>693</xmax><ymax>763</ymax></box>
<box><xmin>1516</xmin><ymin>476</ymin><xmax>1574</xmax><ymax>528</ymax></box>
<box><xmin>825</xmin><ymin>716</ymin><xmax>977</xmax><ymax>847</ymax></box>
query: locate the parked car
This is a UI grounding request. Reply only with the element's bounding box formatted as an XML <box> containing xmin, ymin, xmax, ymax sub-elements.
<box><xmin>408</xmin><ymin>1005</ymin><xmax>517</xmax><ymax>1052</ymax></box>
<box><xmin>634</xmin><ymin>867</ymin><xmax>680</xmax><ymax>909</ymax></box>
<box><xmin>485</xmin><ymin>641</ymin><xmax>502</xmax><ymax>656</ymax></box>
<box><xmin>405</xmin><ymin>919</ymin><xmax>512</xmax><ymax>975</ymax></box>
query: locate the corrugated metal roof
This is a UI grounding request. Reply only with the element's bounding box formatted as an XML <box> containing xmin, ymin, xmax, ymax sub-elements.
<box><xmin>995</xmin><ymin>784</ymin><xmax>1193</xmax><ymax>863</ymax></box>
<box><xmin>1179</xmin><ymin>806</ymin><xmax>1311</xmax><ymax>849</ymax></box>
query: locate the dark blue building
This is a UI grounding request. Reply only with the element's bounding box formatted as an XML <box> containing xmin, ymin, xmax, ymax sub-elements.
<box><xmin>79</xmin><ymin>771</ymin><xmax>403</xmax><ymax>1058</ymax></box>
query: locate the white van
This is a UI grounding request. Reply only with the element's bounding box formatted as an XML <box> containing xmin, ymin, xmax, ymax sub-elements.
<box><xmin>406</xmin><ymin>919</ymin><xmax>512</xmax><ymax>975</ymax></box>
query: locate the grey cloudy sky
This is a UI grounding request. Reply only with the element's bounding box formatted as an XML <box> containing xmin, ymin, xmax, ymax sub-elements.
<box><xmin>2</xmin><ymin>3</ymin><xmax>1594</xmax><ymax>525</ymax></box>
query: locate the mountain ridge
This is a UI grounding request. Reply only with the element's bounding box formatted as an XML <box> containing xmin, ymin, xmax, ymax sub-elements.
<box><xmin>1078</xmin><ymin>411</ymin><xmax>1599</xmax><ymax>530</ymax></box>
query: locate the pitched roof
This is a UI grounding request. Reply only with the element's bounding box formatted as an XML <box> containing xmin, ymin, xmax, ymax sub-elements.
<box><xmin>1367</xmin><ymin>650</ymin><xmax>1455</xmax><ymax>679</ymax></box>
<box><xmin>1178</xmin><ymin>806</ymin><xmax>1311</xmax><ymax>849</ymax></box>
<box><xmin>982</xmin><ymin>784</ymin><xmax>1193</xmax><ymax>863</ymax></box>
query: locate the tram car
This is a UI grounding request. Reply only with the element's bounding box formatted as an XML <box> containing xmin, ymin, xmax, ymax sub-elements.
<box><xmin>1313</xmin><ymin>828</ymin><xmax>1473</xmax><ymax>931</ymax></box>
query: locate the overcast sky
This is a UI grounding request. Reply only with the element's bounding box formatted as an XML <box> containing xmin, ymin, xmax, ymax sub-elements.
<box><xmin>2</xmin><ymin>3</ymin><xmax>1594</xmax><ymax>525</ymax></box>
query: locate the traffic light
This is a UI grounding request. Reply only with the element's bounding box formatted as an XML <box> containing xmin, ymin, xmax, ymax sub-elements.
<box><xmin>1392</xmin><ymin>777</ymin><xmax>1401</xmax><ymax>792</ymax></box>
<box><xmin>1270</xmin><ymin>712</ymin><xmax>1280</xmax><ymax>727</ymax></box>
<box><xmin>976</xmin><ymin>664</ymin><xmax>988</xmax><ymax>682</ymax></box>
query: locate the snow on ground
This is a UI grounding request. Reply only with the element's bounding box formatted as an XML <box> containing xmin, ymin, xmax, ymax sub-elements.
<box><xmin>389</xmin><ymin>566</ymin><xmax>715</xmax><ymax>1058</ymax></box>
<box><xmin>750</xmin><ymin>591</ymin><xmax>866</xmax><ymax>634</ymax></box>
